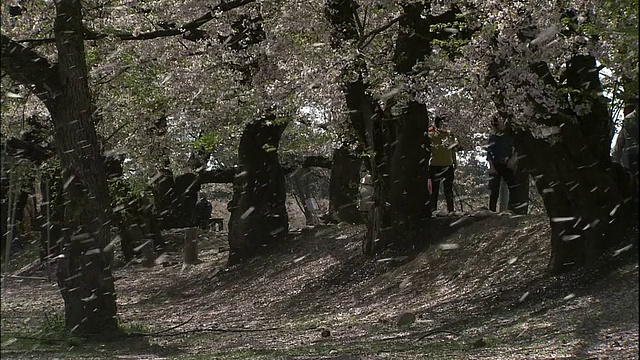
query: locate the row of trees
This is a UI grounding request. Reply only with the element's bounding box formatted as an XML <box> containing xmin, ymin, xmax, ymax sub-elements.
<box><xmin>2</xmin><ymin>0</ymin><xmax>637</xmax><ymax>336</ymax></box>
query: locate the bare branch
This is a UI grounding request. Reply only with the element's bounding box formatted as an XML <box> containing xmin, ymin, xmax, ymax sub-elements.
<box><xmin>353</xmin><ymin>6</ymin><xmax>364</xmax><ymax>38</ymax></box>
<box><xmin>358</xmin><ymin>13</ymin><xmax>407</xmax><ymax>49</ymax></box>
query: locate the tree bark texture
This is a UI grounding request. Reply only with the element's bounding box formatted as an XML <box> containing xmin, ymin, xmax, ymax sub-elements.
<box><xmin>342</xmin><ymin>77</ymin><xmax>395</xmax><ymax>254</ymax></box>
<box><xmin>328</xmin><ymin>146</ymin><xmax>362</xmax><ymax>224</ymax></box>
<box><xmin>0</xmin><ymin>0</ymin><xmax>120</xmax><ymax>335</ymax></box>
<box><xmin>387</xmin><ymin>101</ymin><xmax>431</xmax><ymax>245</ymax></box>
<box><xmin>51</xmin><ymin>0</ymin><xmax>118</xmax><ymax>334</ymax></box>
<box><xmin>227</xmin><ymin>115</ymin><xmax>289</xmax><ymax>264</ymax></box>
<box><xmin>492</xmin><ymin>55</ymin><xmax>634</xmax><ymax>273</ymax></box>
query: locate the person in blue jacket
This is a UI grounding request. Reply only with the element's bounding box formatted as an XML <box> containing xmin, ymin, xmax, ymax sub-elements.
<box><xmin>487</xmin><ymin>117</ymin><xmax>517</xmax><ymax>212</ymax></box>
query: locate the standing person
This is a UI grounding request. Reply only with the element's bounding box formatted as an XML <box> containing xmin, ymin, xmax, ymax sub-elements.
<box><xmin>487</xmin><ymin>116</ymin><xmax>518</xmax><ymax>212</ymax></box>
<box><xmin>428</xmin><ymin>116</ymin><xmax>458</xmax><ymax>215</ymax></box>
<box><xmin>193</xmin><ymin>192</ymin><xmax>212</xmax><ymax>230</ymax></box>
<box><xmin>612</xmin><ymin>99</ymin><xmax>639</xmax><ymax>194</ymax></box>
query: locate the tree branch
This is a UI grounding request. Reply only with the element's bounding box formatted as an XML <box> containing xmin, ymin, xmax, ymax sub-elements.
<box><xmin>15</xmin><ymin>0</ymin><xmax>256</xmax><ymax>45</ymax></box>
<box><xmin>358</xmin><ymin>13</ymin><xmax>407</xmax><ymax>49</ymax></box>
<box><xmin>0</xmin><ymin>34</ymin><xmax>60</xmax><ymax>106</ymax></box>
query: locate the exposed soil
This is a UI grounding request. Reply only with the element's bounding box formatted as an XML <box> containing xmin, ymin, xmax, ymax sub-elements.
<box><xmin>1</xmin><ymin>212</ymin><xmax>638</xmax><ymax>359</ymax></box>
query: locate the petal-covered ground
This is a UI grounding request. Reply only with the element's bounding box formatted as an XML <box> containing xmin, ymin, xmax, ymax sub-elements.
<box><xmin>1</xmin><ymin>213</ymin><xmax>638</xmax><ymax>359</ymax></box>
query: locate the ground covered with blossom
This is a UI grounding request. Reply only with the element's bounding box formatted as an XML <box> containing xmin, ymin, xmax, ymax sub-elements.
<box><xmin>1</xmin><ymin>213</ymin><xmax>638</xmax><ymax>359</ymax></box>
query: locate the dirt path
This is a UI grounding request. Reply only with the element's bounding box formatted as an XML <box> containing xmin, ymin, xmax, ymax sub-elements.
<box><xmin>1</xmin><ymin>214</ymin><xmax>638</xmax><ymax>359</ymax></box>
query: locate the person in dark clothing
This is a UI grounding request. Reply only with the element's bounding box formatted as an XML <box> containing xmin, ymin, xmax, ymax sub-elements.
<box><xmin>193</xmin><ymin>192</ymin><xmax>213</xmax><ymax>229</ymax></box>
<box><xmin>428</xmin><ymin>116</ymin><xmax>458</xmax><ymax>215</ymax></box>
<box><xmin>487</xmin><ymin>117</ymin><xmax>518</xmax><ymax>212</ymax></box>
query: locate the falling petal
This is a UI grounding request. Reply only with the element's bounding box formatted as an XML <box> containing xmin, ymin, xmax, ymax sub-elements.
<box><xmin>551</xmin><ymin>217</ymin><xmax>576</xmax><ymax>222</ymax></box>
<box><xmin>439</xmin><ymin>243</ymin><xmax>460</xmax><ymax>250</ymax></box>
<box><xmin>562</xmin><ymin>235</ymin><xmax>580</xmax><ymax>241</ymax></box>
<box><xmin>1</xmin><ymin>338</ymin><xmax>17</xmax><ymax>347</ymax></box>
<box><xmin>519</xmin><ymin>291</ymin><xmax>530</xmax><ymax>302</ymax></box>
<box><xmin>85</xmin><ymin>248</ymin><xmax>101</xmax><ymax>256</ymax></box>
<box><xmin>293</xmin><ymin>255</ymin><xmax>307</xmax><ymax>263</ymax></box>
<box><xmin>63</xmin><ymin>175</ymin><xmax>76</xmax><ymax>189</ymax></box>
<box><xmin>270</xmin><ymin>227</ymin><xmax>285</xmax><ymax>235</ymax></box>
<box><xmin>613</xmin><ymin>244</ymin><xmax>633</xmax><ymax>257</ymax></box>
<box><xmin>81</xmin><ymin>293</ymin><xmax>98</xmax><ymax>302</ymax></box>
<box><xmin>563</xmin><ymin>293</ymin><xmax>576</xmax><ymax>300</ymax></box>
<box><xmin>507</xmin><ymin>257</ymin><xmax>518</xmax><ymax>265</ymax></box>
<box><xmin>609</xmin><ymin>204</ymin><xmax>620</xmax><ymax>217</ymax></box>
<box><xmin>241</xmin><ymin>207</ymin><xmax>255</xmax><ymax>219</ymax></box>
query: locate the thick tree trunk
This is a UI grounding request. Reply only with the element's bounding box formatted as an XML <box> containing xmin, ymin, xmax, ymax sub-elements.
<box><xmin>342</xmin><ymin>77</ymin><xmax>394</xmax><ymax>255</ymax></box>
<box><xmin>328</xmin><ymin>146</ymin><xmax>362</xmax><ymax>224</ymax></box>
<box><xmin>494</xmin><ymin>56</ymin><xmax>633</xmax><ymax>273</ymax></box>
<box><xmin>50</xmin><ymin>0</ymin><xmax>117</xmax><ymax>335</ymax></box>
<box><xmin>387</xmin><ymin>101</ymin><xmax>431</xmax><ymax>246</ymax></box>
<box><xmin>227</xmin><ymin>114</ymin><xmax>289</xmax><ymax>264</ymax></box>
<box><xmin>514</xmin><ymin>123</ymin><xmax>632</xmax><ymax>272</ymax></box>
<box><xmin>173</xmin><ymin>173</ymin><xmax>201</xmax><ymax>228</ymax></box>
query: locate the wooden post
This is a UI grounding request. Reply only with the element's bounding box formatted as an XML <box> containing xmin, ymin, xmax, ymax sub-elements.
<box><xmin>183</xmin><ymin>227</ymin><xmax>199</xmax><ymax>265</ymax></box>
<box><xmin>139</xmin><ymin>240</ymin><xmax>155</xmax><ymax>267</ymax></box>
<box><xmin>45</xmin><ymin>178</ymin><xmax>52</xmax><ymax>280</ymax></box>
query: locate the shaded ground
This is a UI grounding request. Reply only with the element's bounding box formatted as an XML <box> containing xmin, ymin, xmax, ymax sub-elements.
<box><xmin>1</xmin><ymin>213</ymin><xmax>638</xmax><ymax>359</ymax></box>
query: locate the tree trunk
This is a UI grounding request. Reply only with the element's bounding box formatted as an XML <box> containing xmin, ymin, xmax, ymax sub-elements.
<box><xmin>38</xmin><ymin>173</ymin><xmax>65</xmax><ymax>262</ymax></box>
<box><xmin>493</xmin><ymin>56</ymin><xmax>634</xmax><ymax>273</ymax></box>
<box><xmin>509</xmin><ymin>170</ymin><xmax>530</xmax><ymax>215</ymax></box>
<box><xmin>328</xmin><ymin>146</ymin><xmax>362</xmax><ymax>224</ymax></box>
<box><xmin>152</xmin><ymin>168</ymin><xmax>176</xmax><ymax>230</ymax></box>
<box><xmin>173</xmin><ymin>173</ymin><xmax>201</xmax><ymax>228</ymax></box>
<box><xmin>50</xmin><ymin>0</ymin><xmax>117</xmax><ymax>335</ymax></box>
<box><xmin>183</xmin><ymin>227</ymin><xmax>200</xmax><ymax>264</ymax></box>
<box><xmin>387</xmin><ymin>101</ymin><xmax>431</xmax><ymax>246</ymax></box>
<box><xmin>326</xmin><ymin>1</ymin><xmax>465</xmax><ymax>255</ymax></box>
<box><xmin>290</xmin><ymin>168</ymin><xmax>318</xmax><ymax>225</ymax></box>
<box><xmin>227</xmin><ymin>114</ymin><xmax>289</xmax><ymax>264</ymax></box>
<box><xmin>342</xmin><ymin>77</ymin><xmax>394</xmax><ymax>255</ymax></box>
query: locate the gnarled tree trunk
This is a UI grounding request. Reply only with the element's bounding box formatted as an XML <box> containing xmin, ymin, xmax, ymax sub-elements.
<box><xmin>493</xmin><ymin>55</ymin><xmax>634</xmax><ymax>273</ymax></box>
<box><xmin>227</xmin><ymin>114</ymin><xmax>289</xmax><ymax>264</ymax></box>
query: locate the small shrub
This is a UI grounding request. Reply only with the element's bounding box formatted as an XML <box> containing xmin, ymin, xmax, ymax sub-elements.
<box><xmin>119</xmin><ymin>321</ymin><xmax>151</xmax><ymax>334</ymax></box>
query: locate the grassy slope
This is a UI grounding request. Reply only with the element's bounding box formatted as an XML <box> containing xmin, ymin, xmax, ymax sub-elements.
<box><xmin>1</xmin><ymin>213</ymin><xmax>638</xmax><ymax>359</ymax></box>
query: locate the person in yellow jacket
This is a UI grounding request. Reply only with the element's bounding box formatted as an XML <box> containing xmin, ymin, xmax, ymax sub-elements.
<box><xmin>428</xmin><ymin>116</ymin><xmax>458</xmax><ymax>215</ymax></box>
